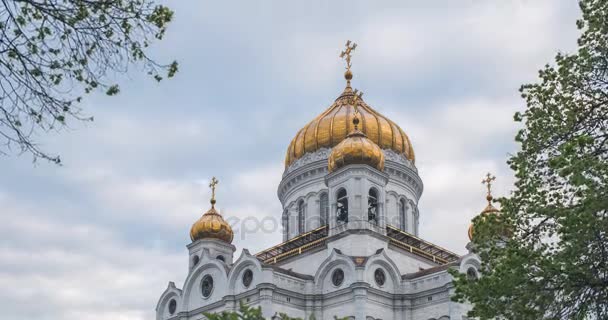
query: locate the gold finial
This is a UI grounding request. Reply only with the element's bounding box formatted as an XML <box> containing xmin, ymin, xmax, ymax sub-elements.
<box><xmin>481</xmin><ymin>173</ymin><xmax>496</xmax><ymax>204</ymax></box>
<box><xmin>209</xmin><ymin>176</ymin><xmax>219</xmax><ymax>208</ymax></box>
<box><xmin>351</xmin><ymin>89</ymin><xmax>363</xmax><ymax>130</ymax></box>
<box><xmin>352</xmin><ymin>89</ymin><xmax>363</xmax><ymax>104</ymax></box>
<box><xmin>340</xmin><ymin>40</ymin><xmax>357</xmax><ymax>86</ymax></box>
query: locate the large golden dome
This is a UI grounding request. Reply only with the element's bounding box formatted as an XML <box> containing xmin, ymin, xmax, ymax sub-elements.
<box><xmin>190</xmin><ymin>177</ymin><xmax>234</xmax><ymax>244</ymax></box>
<box><xmin>284</xmin><ymin>86</ymin><xmax>415</xmax><ymax>168</ymax></box>
<box><xmin>328</xmin><ymin>112</ymin><xmax>385</xmax><ymax>173</ymax></box>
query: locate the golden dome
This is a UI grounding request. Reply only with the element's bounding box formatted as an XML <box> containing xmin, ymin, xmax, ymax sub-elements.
<box><xmin>468</xmin><ymin>173</ymin><xmax>501</xmax><ymax>241</ymax></box>
<box><xmin>284</xmin><ymin>86</ymin><xmax>415</xmax><ymax>168</ymax></box>
<box><xmin>468</xmin><ymin>194</ymin><xmax>500</xmax><ymax>241</ymax></box>
<box><xmin>190</xmin><ymin>177</ymin><xmax>234</xmax><ymax>244</ymax></box>
<box><xmin>328</xmin><ymin>111</ymin><xmax>385</xmax><ymax>173</ymax></box>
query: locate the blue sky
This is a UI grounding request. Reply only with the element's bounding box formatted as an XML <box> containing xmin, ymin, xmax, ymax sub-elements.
<box><xmin>0</xmin><ymin>1</ymin><xmax>580</xmax><ymax>319</ymax></box>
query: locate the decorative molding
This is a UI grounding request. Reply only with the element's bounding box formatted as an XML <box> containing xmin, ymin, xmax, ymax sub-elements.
<box><xmin>284</xmin><ymin>148</ymin><xmax>332</xmax><ymax>175</ymax></box>
<box><xmin>383</xmin><ymin>149</ymin><xmax>416</xmax><ymax>170</ymax></box>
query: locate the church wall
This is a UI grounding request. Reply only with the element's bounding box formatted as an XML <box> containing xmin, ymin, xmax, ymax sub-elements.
<box><xmin>410</xmin><ymin>296</ymin><xmax>452</xmax><ymax>320</ymax></box>
<box><xmin>385</xmin><ymin>246</ymin><xmax>436</xmax><ymax>274</ymax></box>
<box><xmin>405</xmin><ymin>270</ymin><xmax>453</xmax><ymax>294</ymax></box>
<box><xmin>327</xmin><ymin>233</ymin><xmax>388</xmax><ymax>257</ymax></box>
<box><xmin>277</xmin><ymin>247</ymin><xmax>330</xmax><ymax>274</ymax></box>
<box><xmin>364</xmin><ymin>295</ymin><xmax>396</xmax><ymax>320</ymax></box>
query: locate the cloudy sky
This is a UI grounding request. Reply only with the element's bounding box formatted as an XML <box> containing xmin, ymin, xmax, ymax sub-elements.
<box><xmin>0</xmin><ymin>1</ymin><xmax>581</xmax><ymax>319</ymax></box>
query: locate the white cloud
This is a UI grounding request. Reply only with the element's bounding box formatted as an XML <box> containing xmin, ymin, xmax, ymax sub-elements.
<box><xmin>0</xmin><ymin>195</ymin><xmax>185</xmax><ymax>320</ymax></box>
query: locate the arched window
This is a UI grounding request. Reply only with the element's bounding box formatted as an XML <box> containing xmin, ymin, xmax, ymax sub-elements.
<box><xmin>336</xmin><ymin>189</ymin><xmax>348</xmax><ymax>223</ymax></box>
<box><xmin>368</xmin><ymin>188</ymin><xmax>378</xmax><ymax>224</ymax></box>
<box><xmin>399</xmin><ymin>199</ymin><xmax>407</xmax><ymax>231</ymax></box>
<box><xmin>298</xmin><ymin>200</ymin><xmax>305</xmax><ymax>233</ymax></box>
<box><xmin>320</xmin><ymin>192</ymin><xmax>329</xmax><ymax>226</ymax></box>
<box><xmin>466</xmin><ymin>267</ymin><xmax>478</xmax><ymax>280</ymax></box>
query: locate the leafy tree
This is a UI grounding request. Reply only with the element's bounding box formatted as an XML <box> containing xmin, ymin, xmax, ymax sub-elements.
<box><xmin>452</xmin><ymin>1</ymin><xmax>608</xmax><ymax>319</ymax></box>
<box><xmin>0</xmin><ymin>0</ymin><xmax>178</xmax><ymax>163</ymax></box>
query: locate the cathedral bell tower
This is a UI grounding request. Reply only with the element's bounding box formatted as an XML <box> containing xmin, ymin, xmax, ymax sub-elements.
<box><xmin>277</xmin><ymin>41</ymin><xmax>422</xmax><ymax>255</ymax></box>
<box><xmin>188</xmin><ymin>177</ymin><xmax>236</xmax><ymax>269</ymax></box>
<box><xmin>325</xmin><ymin>88</ymin><xmax>389</xmax><ymax>238</ymax></box>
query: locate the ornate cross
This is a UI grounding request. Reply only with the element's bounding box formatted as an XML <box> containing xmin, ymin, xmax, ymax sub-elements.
<box><xmin>209</xmin><ymin>176</ymin><xmax>219</xmax><ymax>206</ymax></box>
<box><xmin>481</xmin><ymin>173</ymin><xmax>496</xmax><ymax>196</ymax></box>
<box><xmin>340</xmin><ymin>40</ymin><xmax>357</xmax><ymax>71</ymax></box>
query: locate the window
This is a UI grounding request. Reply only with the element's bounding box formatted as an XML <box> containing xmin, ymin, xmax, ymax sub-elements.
<box><xmin>336</xmin><ymin>189</ymin><xmax>348</xmax><ymax>223</ymax></box>
<box><xmin>467</xmin><ymin>267</ymin><xmax>478</xmax><ymax>280</ymax></box>
<box><xmin>320</xmin><ymin>193</ymin><xmax>329</xmax><ymax>226</ymax></box>
<box><xmin>201</xmin><ymin>275</ymin><xmax>214</xmax><ymax>298</ymax></box>
<box><xmin>399</xmin><ymin>199</ymin><xmax>407</xmax><ymax>231</ymax></box>
<box><xmin>242</xmin><ymin>269</ymin><xmax>253</xmax><ymax>288</ymax></box>
<box><xmin>216</xmin><ymin>255</ymin><xmax>225</xmax><ymax>262</ymax></box>
<box><xmin>298</xmin><ymin>200</ymin><xmax>305</xmax><ymax>233</ymax></box>
<box><xmin>374</xmin><ymin>268</ymin><xmax>386</xmax><ymax>286</ymax></box>
<box><xmin>192</xmin><ymin>255</ymin><xmax>199</xmax><ymax>267</ymax></box>
<box><xmin>331</xmin><ymin>268</ymin><xmax>345</xmax><ymax>286</ymax></box>
<box><xmin>168</xmin><ymin>299</ymin><xmax>177</xmax><ymax>314</ymax></box>
<box><xmin>368</xmin><ymin>188</ymin><xmax>378</xmax><ymax>223</ymax></box>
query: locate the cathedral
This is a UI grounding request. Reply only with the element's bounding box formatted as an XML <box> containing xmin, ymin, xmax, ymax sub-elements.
<box><xmin>156</xmin><ymin>42</ymin><xmax>494</xmax><ymax>320</ymax></box>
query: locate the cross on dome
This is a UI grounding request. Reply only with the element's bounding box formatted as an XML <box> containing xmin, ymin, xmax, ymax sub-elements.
<box><xmin>209</xmin><ymin>176</ymin><xmax>219</xmax><ymax>208</ymax></box>
<box><xmin>481</xmin><ymin>173</ymin><xmax>496</xmax><ymax>204</ymax></box>
<box><xmin>340</xmin><ymin>40</ymin><xmax>357</xmax><ymax>86</ymax></box>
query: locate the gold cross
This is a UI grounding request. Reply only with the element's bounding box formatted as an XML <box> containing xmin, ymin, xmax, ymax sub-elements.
<box><xmin>481</xmin><ymin>173</ymin><xmax>496</xmax><ymax>196</ymax></box>
<box><xmin>340</xmin><ymin>40</ymin><xmax>357</xmax><ymax>70</ymax></box>
<box><xmin>209</xmin><ymin>176</ymin><xmax>219</xmax><ymax>206</ymax></box>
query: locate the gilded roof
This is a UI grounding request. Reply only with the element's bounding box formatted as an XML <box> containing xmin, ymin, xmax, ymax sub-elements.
<box><xmin>328</xmin><ymin>123</ymin><xmax>385</xmax><ymax>173</ymax></box>
<box><xmin>190</xmin><ymin>206</ymin><xmax>234</xmax><ymax>244</ymax></box>
<box><xmin>284</xmin><ymin>86</ymin><xmax>415</xmax><ymax>168</ymax></box>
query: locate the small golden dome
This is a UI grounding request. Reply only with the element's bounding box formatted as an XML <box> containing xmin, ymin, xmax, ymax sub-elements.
<box><xmin>328</xmin><ymin>108</ymin><xmax>385</xmax><ymax>173</ymax></box>
<box><xmin>190</xmin><ymin>207</ymin><xmax>234</xmax><ymax>243</ymax></box>
<box><xmin>468</xmin><ymin>204</ymin><xmax>500</xmax><ymax>240</ymax></box>
<box><xmin>468</xmin><ymin>174</ymin><xmax>501</xmax><ymax>241</ymax></box>
<box><xmin>190</xmin><ymin>177</ymin><xmax>234</xmax><ymax>244</ymax></box>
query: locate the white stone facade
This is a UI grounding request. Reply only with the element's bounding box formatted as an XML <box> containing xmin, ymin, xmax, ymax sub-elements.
<box><xmin>156</xmin><ymin>151</ymin><xmax>480</xmax><ymax>320</ymax></box>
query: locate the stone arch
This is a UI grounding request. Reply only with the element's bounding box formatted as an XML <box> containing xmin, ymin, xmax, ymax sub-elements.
<box><xmin>364</xmin><ymin>249</ymin><xmax>402</xmax><ymax>292</ymax></box>
<box><xmin>314</xmin><ymin>249</ymin><xmax>357</xmax><ymax>294</ymax></box>
<box><xmin>407</xmin><ymin>199</ymin><xmax>419</xmax><ymax>235</ymax></box>
<box><xmin>227</xmin><ymin>249</ymin><xmax>263</xmax><ymax>295</ymax></box>
<box><xmin>181</xmin><ymin>250</ymin><xmax>229</xmax><ymax>311</ymax></box>
<box><xmin>459</xmin><ymin>255</ymin><xmax>482</xmax><ymax>275</ymax></box>
<box><xmin>155</xmin><ymin>282</ymin><xmax>182</xmax><ymax>320</ymax></box>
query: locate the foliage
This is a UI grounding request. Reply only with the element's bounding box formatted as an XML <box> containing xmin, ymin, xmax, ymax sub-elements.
<box><xmin>0</xmin><ymin>0</ymin><xmax>178</xmax><ymax>163</ymax></box>
<box><xmin>204</xmin><ymin>301</ymin><xmax>348</xmax><ymax>320</ymax></box>
<box><xmin>452</xmin><ymin>1</ymin><xmax>608</xmax><ymax>319</ymax></box>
